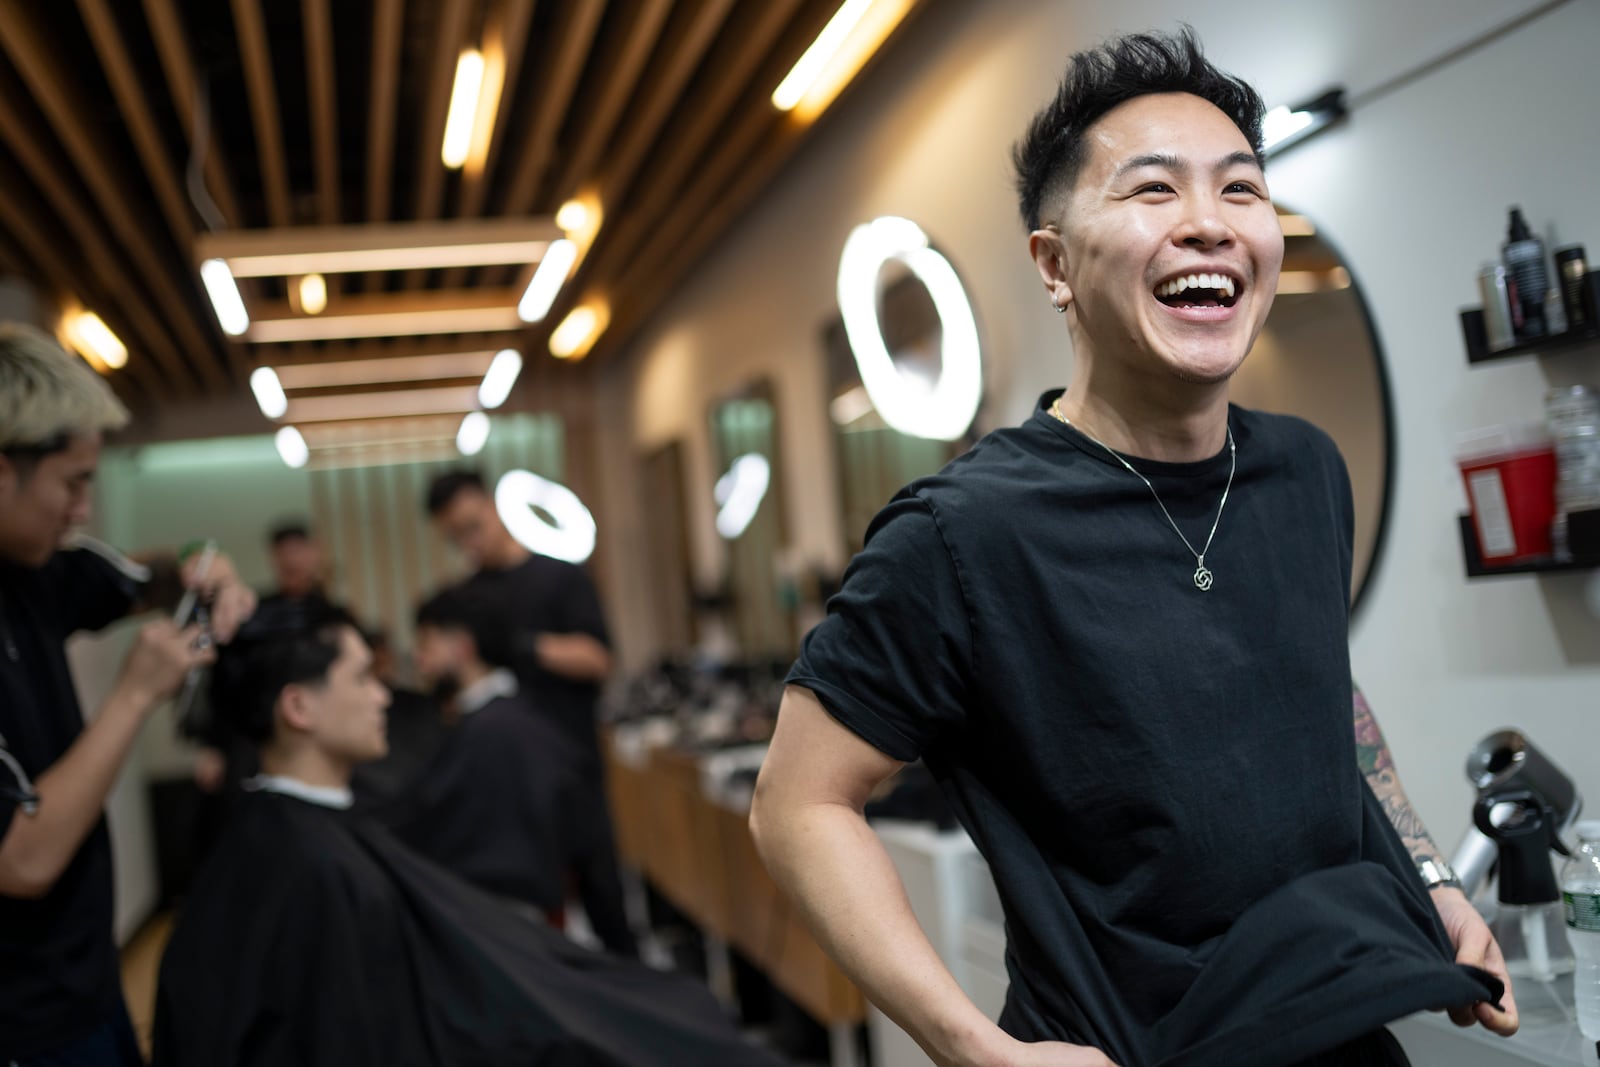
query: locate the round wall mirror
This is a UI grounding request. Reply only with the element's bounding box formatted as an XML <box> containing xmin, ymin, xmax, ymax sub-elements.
<box><xmin>1229</xmin><ymin>205</ymin><xmax>1395</xmax><ymax>610</ymax></box>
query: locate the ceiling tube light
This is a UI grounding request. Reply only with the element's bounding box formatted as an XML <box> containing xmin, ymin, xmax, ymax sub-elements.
<box><xmin>64</xmin><ymin>311</ymin><xmax>127</xmax><ymax>372</ymax></box>
<box><xmin>298</xmin><ymin>273</ymin><xmax>327</xmax><ymax>315</ymax></box>
<box><xmin>477</xmin><ymin>349</ymin><xmax>522</xmax><ymax>409</ymax></box>
<box><xmin>517</xmin><ymin>239</ymin><xmax>578</xmax><ymax>322</ymax></box>
<box><xmin>442</xmin><ymin>49</ymin><xmax>485</xmax><ymax>169</ymax></box>
<box><xmin>456</xmin><ymin>411</ymin><xmax>491</xmax><ymax>456</ymax></box>
<box><xmin>466</xmin><ymin>43</ymin><xmax>504</xmax><ymax>178</ymax></box>
<box><xmin>200</xmin><ymin>258</ymin><xmax>250</xmax><ymax>336</ymax></box>
<box><xmin>548</xmin><ymin>300</ymin><xmax>609</xmax><ymax>360</ymax></box>
<box><xmin>274</xmin><ymin>426</ymin><xmax>309</xmax><ymax>469</ymax></box>
<box><xmin>249</xmin><ymin>366</ymin><xmax>288</xmax><ymax>419</ymax></box>
<box><xmin>772</xmin><ymin>0</ymin><xmax>916</xmax><ymax>121</ymax></box>
<box><xmin>1261</xmin><ymin>88</ymin><xmax>1346</xmax><ymax>157</ymax></box>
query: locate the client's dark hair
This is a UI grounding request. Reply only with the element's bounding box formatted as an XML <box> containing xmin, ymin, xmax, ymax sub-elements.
<box><xmin>1012</xmin><ymin>26</ymin><xmax>1266</xmax><ymax>231</ymax></box>
<box><xmin>212</xmin><ymin>599</ymin><xmax>357</xmax><ymax>743</ymax></box>
<box><xmin>425</xmin><ymin>469</ymin><xmax>486</xmax><ymax>517</ymax></box>
<box><xmin>267</xmin><ymin>520</ymin><xmax>311</xmax><ymax>547</ymax></box>
<box><xmin>415</xmin><ymin>586</ymin><xmax>514</xmax><ymax>668</ymax></box>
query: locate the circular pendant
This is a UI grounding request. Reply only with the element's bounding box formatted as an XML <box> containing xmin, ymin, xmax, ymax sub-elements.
<box><xmin>1193</xmin><ymin>565</ymin><xmax>1213</xmax><ymax>591</ymax></box>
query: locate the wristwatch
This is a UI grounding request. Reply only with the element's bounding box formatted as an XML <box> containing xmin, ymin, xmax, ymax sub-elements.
<box><xmin>1417</xmin><ymin>857</ymin><xmax>1463</xmax><ymax>892</ymax></box>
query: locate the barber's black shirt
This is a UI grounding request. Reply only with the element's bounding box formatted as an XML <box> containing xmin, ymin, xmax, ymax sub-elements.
<box><xmin>0</xmin><ymin>547</ymin><xmax>140</xmax><ymax>1058</ymax></box>
<box><xmin>790</xmin><ymin>394</ymin><xmax>1496</xmax><ymax>1066</ymax></box>
<box><xmin>461</xmin><ymin>554</ymin><xmax>610</xmax><ymax>765</ymax></box>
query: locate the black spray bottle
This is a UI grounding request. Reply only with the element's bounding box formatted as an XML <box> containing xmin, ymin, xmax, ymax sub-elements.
<box><xmin>1504</xmin><ymin>207</ymin><xmax>1550</xmax><ymax>340</ymax></box>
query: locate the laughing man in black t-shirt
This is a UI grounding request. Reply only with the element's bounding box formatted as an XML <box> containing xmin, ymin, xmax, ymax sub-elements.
<box><xmin>0</xmin><ymin>325</ymin><xmax>255</xmax><ymax>1065</ymax></box>
<box><xmin>750</xmin><ymin>30</ymin><xmax>1514</xmax><ymax>1067</ymax></box>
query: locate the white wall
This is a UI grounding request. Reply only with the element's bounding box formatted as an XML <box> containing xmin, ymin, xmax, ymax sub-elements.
<box><xmin>597</xmin><ymin>0</ymin><xmax>1600</xmax><ymax>853</ymax></box>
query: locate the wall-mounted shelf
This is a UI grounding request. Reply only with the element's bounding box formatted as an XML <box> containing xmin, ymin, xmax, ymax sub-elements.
<box><xmin>1459</xmin><ymin>270</ymin><xmax>1600</xmax><ymax>364</ymax></box>
<box><xmin>1459</xmin><ymin>514</ymin><xmax>1600</xmax><ymax>578</ymax></box>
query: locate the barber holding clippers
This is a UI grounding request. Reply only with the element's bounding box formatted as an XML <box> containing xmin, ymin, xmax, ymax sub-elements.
<box><xmin>0</xmin><ymin>325</ymin><xmax>254</xmax><ymax>1066</ymax></box>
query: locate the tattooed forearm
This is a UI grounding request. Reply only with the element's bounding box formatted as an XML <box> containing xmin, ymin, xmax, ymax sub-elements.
<box><xmin>1354</xmin><ymin>686</ymin><xmax>1446</xmax><ymax>866</ymax></box>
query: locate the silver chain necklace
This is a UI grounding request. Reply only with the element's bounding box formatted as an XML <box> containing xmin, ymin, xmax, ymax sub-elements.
<box><xmin>1050</xmin><ymin>399</ymin><xmax>1236</xmax><ymax>591</ymax></box>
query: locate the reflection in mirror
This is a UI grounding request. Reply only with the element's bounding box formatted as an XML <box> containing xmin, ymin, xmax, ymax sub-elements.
<box><xmin>709</xmin><ymin>381</ymin><xmax>791</xmax><ymax>656</ymax></box>
<box><xmin>1230</xmin><ymin>205</ymin><xmax>1393</xmax><ymax>607</ymax></box>
<box><xmin>639</xmin><ymin>441</ymin><xmax>696</xmax><ymax>652</ymax></box>
<box><xmin>823</xmin><ymin>268</ymin><xmax>971</xmax><ymax>554</ymax></box>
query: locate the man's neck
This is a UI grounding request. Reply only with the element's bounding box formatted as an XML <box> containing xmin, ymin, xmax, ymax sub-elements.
<box><xmin>259</xmin><ymin>745</ymin><xmax>353</xmax><ymax>792</ymax></box>
<box><xmin>455</xmin><ymin>659</ymin><xmax>493</xmax><ymax>691</ymax></box>
<box><xmin>482</xmin><ymin>538</ymin><xmax>531</xmax><ymax>571</ymax></box>
<box><xmin>1055</xmin><ymin>362</ymin><xmax>1231</xmax><ymax>463</ymax></box>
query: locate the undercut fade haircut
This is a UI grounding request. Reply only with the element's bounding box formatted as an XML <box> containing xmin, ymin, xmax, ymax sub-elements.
<box><xmin>1012</xmin><ymin>26</ymin><xmax>1266</xmax><ymax>232</ymax></box>
<box><xmin>212</xmin><ymin>599</ymin><xmax>357</xmax><ymax>744</ymax></box>
<box><xmin>0</xmin><ymin>323</ymin><xmax>129</xmax><ymax>458</ymax></box>
<box><xmin>425</xmin><ymin>469</ymin><xmax>487</xmax><ymax>517</ymax></box>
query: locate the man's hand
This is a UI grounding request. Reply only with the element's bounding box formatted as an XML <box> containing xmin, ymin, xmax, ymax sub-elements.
<box><xmin>1431</xmin><ymin>885</ymin><xmax>1519</xmax><ymax>1036</ymax></box>
<box><xmin>179</xmin><ymin>551</ymin><xmax>256</xmax><ymax>642</ymax></box>
<box><xmin>115</xmin><ymin>620</ymin><xmax>214</xmax><ymax>710</ymax></box>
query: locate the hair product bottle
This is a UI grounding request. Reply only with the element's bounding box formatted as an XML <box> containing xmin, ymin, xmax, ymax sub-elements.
<box><xmin>1503</xmin><ymin>207</ymin><xmax>1550</xmax><ymax>340</ymax></box>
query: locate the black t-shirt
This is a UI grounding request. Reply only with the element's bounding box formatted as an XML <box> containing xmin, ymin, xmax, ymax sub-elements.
<box><xmin>461</xmin><ymin>554</ymin><xmax>610</xmax><ymax>763</ymax></box>
<box><xmin>790</xmin><ymin>394</ymin><xmax>1497</xmax><ymax>1066</ymax></box>
<box><xmin>0</xmin><ymin>547</ymin><xmax>140</xmax><ymax>1058</ymax></box>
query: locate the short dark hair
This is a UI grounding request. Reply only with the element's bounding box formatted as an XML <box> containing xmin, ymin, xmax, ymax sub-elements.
<box><xmin>1012</xmin><ymin>26</ymin><xmax>1265</xmax><ymax>231</ymax></box>
<box><xmin>425</xmin><ymin>469</ymin><xmax>487</xmax><ymax>517</ymax></box>
<box><xmin>211</xmin><ymin>599</ymin><xmax>357</xmax><ymax>743</ymax></box>
<box><xmin>268</xmin><ymin>520</ymin><xmax>311</xmax><ymax>547</ymax></box>
<box><xmin>414</xmin><ymin>586</ymin><xmax>514</xmax><ymax>668</ymax></box>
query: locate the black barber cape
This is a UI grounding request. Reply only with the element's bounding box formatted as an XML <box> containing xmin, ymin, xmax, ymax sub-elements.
<box><xmin>789</xmin><ymin>396</ymin><xmax>1501</xmax><ymax>1067</ymax></box>
<box><xmin>151</xmin><ymin>790</ymin><xmax>784</xmax><ymax>1067</ymax></box>
<box><xmin>376</xmin><ymin>686</ymin><xmax>580</xmax><ymax>914</ymax></box>
<box><xmin>0</xmin><ymin>546</ymin><xmax>141</xmax><ymax>1059</ymax></box>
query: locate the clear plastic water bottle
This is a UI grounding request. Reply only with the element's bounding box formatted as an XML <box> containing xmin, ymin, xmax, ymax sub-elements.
<box><xmin>1561</xmin><ymin>820</ymin><xmax>1600</xmax><ymax>1039</ymax></box>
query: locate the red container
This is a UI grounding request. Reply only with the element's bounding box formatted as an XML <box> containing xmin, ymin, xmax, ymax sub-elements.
<box><xmin>1456</xmin><ymin>424</ymin><xmax>1558</xmax><ymax>564</ymax></box>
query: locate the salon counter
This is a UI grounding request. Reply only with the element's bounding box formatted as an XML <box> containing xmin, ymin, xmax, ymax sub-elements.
<box><xmin>602</xmin><ymin>730</ymin><xmax>867</xmax><ymax>1045</ymax></box>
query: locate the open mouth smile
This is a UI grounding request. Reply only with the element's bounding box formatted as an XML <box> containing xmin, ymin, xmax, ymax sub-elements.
<box><xmin>1154</xmin><ymin>271</ymin><xmax>1242</xmax><ymax>310</ymax></box>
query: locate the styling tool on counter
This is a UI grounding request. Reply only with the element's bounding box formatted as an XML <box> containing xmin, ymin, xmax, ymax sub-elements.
<box><xmin>1475</xmin><ymin>789</ymin><xmax>1574</xmax><ymax>981</ymax></box>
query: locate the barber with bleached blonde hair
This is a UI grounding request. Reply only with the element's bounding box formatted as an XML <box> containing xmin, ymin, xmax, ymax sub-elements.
<box><xmin>0</xmin><ymin>324</ymin><xmax>255</xmax><ymax>1066</ymax></box>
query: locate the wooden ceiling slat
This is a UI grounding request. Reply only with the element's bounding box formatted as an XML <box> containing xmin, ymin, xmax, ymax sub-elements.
<box><xmin>0</xmin><ymin>160</ymin><xmax>167</xmax><ymax>398</ymax></box>
<box><xmin>230</xmin><ymin>0</ymin><xmax>292</xmax><ymax>227</ymax></box>
<box><xmin>0</xmin><ymin>0</ymin><xmax>226</xmax><ymax>392</ymax></box>
<box><xmin>456</xmin><ymin>0</ymin><xmax>538</xmax><ymax>220</ymax></box>
<box><xmin>303</xmin><ymin>0</ymin><xmax>340</xmax><ymax>226</ymax></box>
<box><xmin>140</xmin><ymin>0</ymin><xmax>244</xmax><ymax>228</ymax></box>
<box><xmin>73</xmin><ymin>0</ymin><xmax>248</xmax><ymax>383</ymax></box>
<box><xmin>589</xmin><ymin>0</ymin><xmax>738</xmax><ymax>216</ymax></box>
<box><xmin>409</xmin><ymin>1</ymin><xmax>476</xmax><ymax>223</ymax></box>
<box><xmin>399</xmin><ymin>0</ymin><xmax>474</xmax><ymax>291</ymax></box>
<box><xmin>551</xmin><ymin>0</ymin><xmax>674</xmax><ymax>206</ymax></box>
<box><xmin>498</xmin><ymin>0</ymin><xmax>609</xmax><ymax>218</ymax></box>
<box><xmin>563</xmin><ymin>0</ymin><xmax>803</xmax><ymax>318</ymax></box>
<box><xmin>365</xmin><ymin>0</ymin><xmax>404</xmax><ymax>224</ymax></box>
